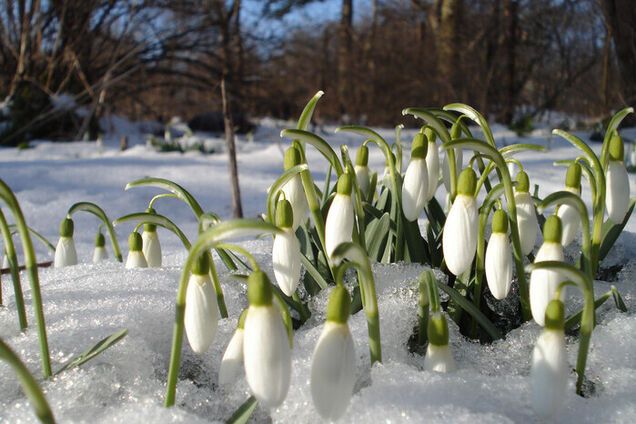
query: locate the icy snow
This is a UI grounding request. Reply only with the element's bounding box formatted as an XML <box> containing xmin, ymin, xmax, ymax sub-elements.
<box><xmin>1</xmin><ymin>119</ymin><xmax>636</xmax><ymax>423</ymax></box>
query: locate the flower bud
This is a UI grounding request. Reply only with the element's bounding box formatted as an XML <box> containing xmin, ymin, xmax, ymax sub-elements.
<box><xmin>54</xmin><ymin>217</ymin><xmax>77</xmax><ymax>268</ymax></box>
<box><xmin>273</xmin><ymin>200</ymin><xmax>302</xmax><ymax>296</ymax></box>
<box><xmin>219</xmin><ymin>309</ymin><xmax>248</xmax><ymax>386</ymax></box>
<box><xmin>514</xmin><ymin>171</ymin><xmax>538</xmax><ymax>255</ymax></box>
<box><xmin>184</xmin><ymin>254</ymin><xmax>219</xmax><ymax>354</ymax></box>
<box><xmin>606</xmin><ymin>133</ymin><xmax>630</xmax><ymax>223</ymax></box>
<box><xmin>424</xmin><ymin>312</ymin><xmax>456</xmax><ymax>373</ymax></box>
<box><xmin>92</xmin><ymin>231</ymin><xmax>107</xmax><ymax>263</ymax></box>
<box><xmin>402</xmin><ymin>134</ymin><xmax>429</xmax><ymax>221</ymax></box>
<box><xmin>485</xmin><ymin>210</ymin><xmax>513</xmax><ymax>299</ymax></box>
<box><xmin>425</xmin><ymin>130</ymin><xmax>440</xmax><ymax>201</ymax></box>
<box><xmin>125</xmin><ymin>232</ymin><xmax>147</xmax><ymax>268</ymax></box>
<box><xmin>325</xmin><ymin>174</ymin><xmax>354</xmax><ymax>259</ymax></box>
<box><xmin>354</xmin><ymin>144</ymin><xmax>370</xmax><ymax>195</ymax></box>
<box><xmin>282</xmin><ymin>146</ymin><xmax>308</xmax><ymax>229</ymax></box>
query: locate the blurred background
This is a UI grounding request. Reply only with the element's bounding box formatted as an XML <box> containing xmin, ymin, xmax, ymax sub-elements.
<box><xmin>0</xmin><ymin>0</ymin><xmax>634</xmax><ymax>146</ymax></box>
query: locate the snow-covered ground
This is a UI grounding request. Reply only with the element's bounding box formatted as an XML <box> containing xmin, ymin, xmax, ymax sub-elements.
<box><xmin>1</xmin><ymin>118</ymin><xmax>635</xmax><ymax>423</ymax></box>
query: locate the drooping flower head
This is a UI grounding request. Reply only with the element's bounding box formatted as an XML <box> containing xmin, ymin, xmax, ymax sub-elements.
<box><xmin>92</xmin><ymin>231</ymin><xmax>108</xmax><ymax>263</ymax></box>
<box><xmin>514</xmin><ymin>170</ymin><xmax>539</xmax><ymax>255</ymax></box>
<box><xmin>485</xmin><ymin>209</ymin><xmax>513</xmax><ymax>300</ymax></box>
<box><xmin>142</xmin><ymin>207</ymin><xmax>162</xmax><ymax>267</ymax></box>
<box><xmin>354</xmin><ymin>143</ymin><xmax>370</xmax><ymax>196</ymax></box>
<box><xmin>424</xmin><ymin>128</ymin><xmax>440</xmax><ymax>201</ymax></box>
<box><xmin>125</xmin><ymin>231</ymin><xmax>148</xmax><ymax>269</ymax></box>
<box><xmin>184</xmin><ymin>252</ymin><xmax>219</xmax><ymax>354</ymax></box>
<box><xmin>325</xmin><ymin>173</ymin><xmax>355</xmax><ymax>260</ymax></box>
<box><xmin>424</xmin><ymin>311</ymin><xmax>456</xmax><ymax>373</ymax></box>
<box><xmin>54</xmin><ymin>217</ymin><xmax>78</xmax><ymax>268</ymax></box>
<box><xmin>558</xmin><ymin>162</ymin><xmax>582</xmax><ymax>246</ymax></box>
<box><xmin>272</xmin><ymin>199</ymin><xmax>302</xmax><ymax>296</ymax></box>
<box><xmin>281</xmin><ymin>145</ymin><xmax>309</xmax><ymax>229</ymax></box>
<box><xmin>219</xmin><ymin>309</ymin><xmax>248</xmax><ymax>386</ymax></box>
<box><xmin>402</xmin><ymin>132</ymin><xmax>429</xmax><ymax>221</ymax></box>
<box><xmin>606</xmin><ymin>132</ymin><xmax>630</xmax><ymax>223</ymax></box>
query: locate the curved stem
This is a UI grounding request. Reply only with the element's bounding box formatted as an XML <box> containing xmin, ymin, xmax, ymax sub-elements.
<box><xmin>0</xmin><ymin>209</ymin><xmax>27</xmax><ymax>330</ymax></box>
<box><xmin>125</xmin><ymin>177</ymin><xmax>204</xmax><ymax>218</ymax></box>
<box><xmin>114</xmin><ymin>212</ymin><xmax>191</xmax><ymax>249</ymax></box>
<box><xmin>67</xmin><ymin>202</ymin><xmax>122</xmax><ymax>262</ymax></box>
<box><xmin>148</xmin><ymin>193</ymin><xmax>179</xmax><ymax>210</ymax></box>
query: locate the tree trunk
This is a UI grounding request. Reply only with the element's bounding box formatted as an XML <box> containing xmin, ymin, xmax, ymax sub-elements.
<box><xmin>502</xmin><ymin>0</ymin><xmax>518</xmax><ymax>124</ymax></box>
<box><xmin>435</xmin><ymin>0</ymin><xmax>462</xmax><ymax>102</ymax></box>
<box><xmin>601</xmin><ymin>0</ymin><xmax>636</xmax><ymax>105</ymax></box>
<box><xmin>337</xmin><ymin>0</ymin><xmax>353</xmax><ymax>119</ymax></box>
<box><xmin>221</xmin><ymin>78</ymin><xmax>243</xmax><ymax>218</ymax></box>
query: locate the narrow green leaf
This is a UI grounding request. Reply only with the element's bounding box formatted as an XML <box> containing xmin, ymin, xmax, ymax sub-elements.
<box><xmin>125</xmin><ymin>177</ymin><xmax>204</xmax><ymax>218</ymax></box>
<box><xmin>280</xmin><ymin>129</ymin><xmax>343</xmax><ymax>175</ymax></box>
<box><xmin>297</xmin><ymin>91</ymin><xmax>324</xmax><ymax>131</ymax></box>
<box><xmin>56</xmin><ymin>329</ymin><xmax>128</xmax><ymax>374</ymax></box>
<box><xmin>300</xmin><ymin>253</ymin><xmax>329</xmax><ymax>290</ymax></box>
<box><xmin>599</xmin><ymin>198</ymin><xmax>636</xmax><ymax>261</ymax></box>
<box><xmin>365</xmin><ymin>213</ymin><xmax>390</xmax><ymax>261</ymax></box>
<box><xmin>443</xmin><ymin>103</ymin><xmax>496</xmax><ymax>146</ymax></box>
<box><xmin>114</xmin><ymin>212</ymin><xmax>191</xmax><ymax>249</ymax></box>
<box><xmin>226</xmin><ymin>395</ymin><xmax>258</xmax><ymax>424</ymax></box>
<box><xmin>500</xmin><ymin>143</ymin><xmax>545</xmax><ymax>156</ymax></box>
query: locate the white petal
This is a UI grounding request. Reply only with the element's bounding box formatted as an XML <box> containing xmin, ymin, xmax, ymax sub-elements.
<box><xmin>402</xmin><ymin>158</ymin><xmax>429</xmax><ymax>221</ymax></box>
<box><xmin>142</xmin><ymin>231</ymin><xmax>162</xmax><ymax>267</ymax></box>
<box><xmin>125</xmin><ymin>251</ymin><xmax>148</xmax><ymax>269</ymax></box>
<box><xmin>557</xmin><ymin>204</ymin><xmax>580</xmax><ymax>247</ymax></box>
<box><xmin>424</xmin><ymin>344</ymin><xmax>456</xmax><ymax>373</ymax></box>
<box><xmin>531</xmin><ymin>329</ymin><xmax>569</xmax><ymax>418</ymax></box>
<box><xmin>219</xmin><ymin>329</ymin><xmax>244</xmax><ymax>385</ymax></box>
<box><xmin>442</xmin><ymin>194</ymin><xmax>478</xmax><ymax>275</ymax></box>
<box><xmin>442</xmin><ymin>148</ymin><xmax>463</xmax><ymax>192</ymax></box>
<box><xmin>426</xmin><ymin>142</ymin><xmax>440</xmax><ymax>201</ymax></box>
<box><xmin>184</xmin><ymin>274</ymin><xmax>219</xmax><ymax>354</ymax></box>
<box><xmin>354</xmin><ymin>165</ymin><xmax>370</xmax><ymax>195</ymax></box>
<box><xmin>325</xmin><ymin>194</ymin><xmax>354</xmax><ymax>258</ymax></box>
<box><xmin>530</xmin><ymin>242</ymin><xmax>565</xmax><ymax>326</ymax></box>
<box><xmin>282</xmin><ymin>176</ymin><xmax>309</xmax><ymax>229</ymax></box>
<box><xmin>606</xmin><ymin>161</ymin><xmax>630</xmax><ymax>223</ymax></box>
<box><xmin>485</xmin><ymin>233</ymin><xmax>513</xmax><ymax>299</ymax></box>
<box><xmin>311</xmin><ymin>322</ymin><xmax>356</xmax><ymax>421</ymax></box>
<box><xmin>243</xmin><ymin>306</ymin><xmax>292</xmax><ymax>408</ymax></box>
<box><xmin>92</xmin><ymin>246</ymin><xmax>108</xmax><ymax>263</ymax></box>
<box><xmin>54</xmin><ymin>237</ymin><xmax>78</xmax><ymax>267</ymax></box>
<box><xmin>272</xmin><ymin>228</ymin><xmax>302</xmax><ymax>296</ymax></box>
<box><xmin>515</xmin><ymin>192</ymin><xmax>539</xmax><ymax>255</ymax></box>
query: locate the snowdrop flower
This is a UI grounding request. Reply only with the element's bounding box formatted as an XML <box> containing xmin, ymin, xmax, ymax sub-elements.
<box><xmin>92</xmin><ymin>231</ymin><xmax>108</xmax><ymax>263</ymax></box>
<box><xmin>442</xmin><ymin>147</ymin><xmax>462</xmax><ymax>193</ymax></box>
<box><xmin>425</xmin><ymin>129</ymin><xmax>440</xmax><ymax>201</ymax></box>
<box><xmin>485</xmin><ymin>210</ymin><xmax>513</xmax><ymax>300</ymax></box>
<box><xmin>354</xmin><ymin>144</ymin><xmax>370</xmax><ymax>196</ymax></box>
<box><xmin>531</xmin><ymin>299</ymin><xmax>569</xmax><ymax>418</ymax></box>
<box><xmin>311</xmin><ymin>286</ymin><xmax>356</xmax><ymax>421</ymax></box>
<box><xmin>142</xmin><ymin>209</ymin><xmax>162</xmax><ymax>267</ymax></box>
<box><xmin>325</xmin><ymin>173</ymin><xmax>354</xmax><ymax>259</ymax></box>
<box><xmin>557</xmin><ymin>163</ymin><xmax>582</xmax><ymax>246</ymax></box>
<box><xmin>402</xmin><ymin>132</ymin><xmax>429</xmax><ymax>221</ymax></box>
<box><xmin>281</xmin><ymin>146</ymin><xmax>308</xmax><ymax>229</ymax></box>
<box><xmin>184</xmin><ymin>253</ymin><xmax>219</xmax><ymax>354</ymax></box>
<box><xmin>219</xmin><ymin>309</ymin><xmax>247</xmax><ymax>385</ymax></box>
<box><xmin>54</xmin><ymin>217</ymin><xmax>78</xmax><ymax>267</ymax></box>
<box><xmin>605</xmin><ymin>132</ymin><xmax>630</xmax><ymax>223</ymax></box>
<box><xmin>514</xmin><ymin>171</ymin><xmax>538</xmax><ymax>255</ymax></box>
<box><xmin>530</xmin><ymin>216</ymin><xmax>565</xmax><ymax>326</ymax></box>
<box><xmin>272</xmin><ymin>199</ymin><xmax>302</xmax><ymax>296</ymax></box>
<box><xmin>443</xmin><ymin>168</ymin><xmax>478</xmax><ymax>276</ymax></box>
<box><xmin>424</xmin><ymin>311</ymin><xmax>456</xmax><ymax>373</ymax></box>
<box><xmin>243</xmin><ymin>270</ymin><xmax>292</xmax><ymax>408</ymax></box>
<box><xmin>125</xmin><ymin>231</ymin><xmax>148</xmax><ymax>269</ymax></box>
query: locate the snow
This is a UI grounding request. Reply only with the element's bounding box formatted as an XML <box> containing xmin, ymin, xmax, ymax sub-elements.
<box><xmin>1</xmin><ymin>118</ymin><xmax>636</xmax><ymax>423</ymax></box>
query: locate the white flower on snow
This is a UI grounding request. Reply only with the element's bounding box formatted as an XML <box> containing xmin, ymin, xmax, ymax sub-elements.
<box><xmin>311</xmin><ymin>286</ymin><xmax>356</xmax><ymax>421</ymax></box>
<box><xmin>54</xmin><ymin>218</ymin><xmax>77</xmax><ymax>268</ymax></box>
<box><xmin>425</xmin><ymin>131</ymin><xmax>440</xmax><ymax>201</ymax></box>
<box><xmin>142</xmin><ymin>212</ymin><xmax>162</xmax><ymax>267</ymax></box>
<box><xmin>92</xmin><ymin>232</ymin><xmax>108</xmax><ymax>263</ymax></box>
<box><xmin>531</xmin><ymin>299</ymin><xmax>569</xmax><ymax>418</ymax></box>
<box><xmin>558</xmin><ymin>163</ymin><xmax>582</xmax><ymax>247</ymax></box>
<box><xmin>184</xmin><ymin>254</ymin><xmax>219</xmax><ymax>354</ymax></box>
<box><xmin>272</xmin><ymin>199</ymin><xmax>302</xmax><ymax>296</ymax></box>
<box><xmin>443</xmin><ymin>168</ymin><xmax>478</xmax><ymax>276</ymax></box>
<box><xmin>605</xmin><ymin>133</ymin><xmax>630</xmax><ymax>223</ymax></box>
<box><xmin>402</xmin><ymin>132</ymin><xmax>429</xmax><ymax>221</ymax></box>
<box><xmin>325</xmin><ymin>173</ymin><xmax>354</xmax><ymax>259</ymax></box>
<box><xmin>514</xmin><ymin>171</ymin><xmax>538</xmax><ymax>255</ymax></box>
<box><xmin>281</xmin><ymin>146</ymin><xmax>309</xmax><ymax>229</ymax></box>
<box><xmin>125</xmin><ymin>232</ymin><xmax>147</xmax><ymax>269</ymax></box>
<box><xmin>243</xmin><ymin>271</ymin><xmax>291</xmax><ymax>408</ymax></box>
<box><xmin>219</xmin><ymin>309</ymin><xmax>247</xmax><ymax>385</ymax></box>
<box><xmin>485</xmin><ymin>210</ymin><xmax>513</xmax><ymax>300</ymax></box>
<box><xmin>354</xmin><ymin>144</ymin><xmax>370</xmax><ymax>196</ymax></box>
<box><xmin>424</xmin><ymin>312</ymin><xmax>456</xmax><ymax>373</ymax></box>
<box><xmin>530</xmin><ymin>216</ymin><xmax>565</xmax><ymax>326</ymax></box>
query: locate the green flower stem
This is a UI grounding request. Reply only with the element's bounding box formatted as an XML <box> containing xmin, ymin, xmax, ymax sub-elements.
<box><xmin>395</xmin><ymin>124</ymin><xmax>404</xmax><ymax>173</ymax></box>
<box><xmin>67</xmin><ymin>202</ymin><xmax>122</xmax><ymax>262</ymax></box>
<box><xmin>417</xmin><ymin>278</ymin><xmax>429</xmax><ymax>346</ymax></box>
<box><xmin>443</xmin><ymin>139</ymin><xmax>531</xmax><ymax>320</ymax></box>
<box><xmin>164</xmin><ymin>220</ymin><xmax>281</xmax><ymax>406</ymax></box>
<box><xmin>148</xmin><ymin>193</ymin><xmax>179</xmax><ymax>210</ymax></box>
<box><xmin>332</xmin><ymin>242</ymin><xmax>382</xmax><ymax>364</ymax></box>
<box><xmin>125</xmin><ymin>177</ymin><xmax>205</xmax><ymax>218</ymax></box>
<box><xmin>0</xmin><ymin>338</ymin><xmax>56</xmax><ymax>424</ymax></box>
<box><xmin>538</xmin><ymin>192</ymin><xmax>592</xmax><ymax>278</ymax></box>
<box><xmin>0</xmin><ymin>209</ymin><xmax>27</xmax><ymax>330</ymax></box>
<box><xmin>0</xmin><ymin>180</ymin><xmax>51</xmax><ymax>377</ymax></box>
<box><xmin>526</xmin><ymin>261</ymin><xmax>594</xmax><ymax>395</ymax></box>
<box><xmin>114</xmin><ymin>212</ymin><xmax>191</xmax><ymax>249</ymax></box>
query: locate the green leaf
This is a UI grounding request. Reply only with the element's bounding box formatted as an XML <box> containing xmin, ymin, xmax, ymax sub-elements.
<box><xmin>297</xmin><ymin>91</ymin><xmax>324</xmax><ymax>131</ymax></box>
<box><xmin>599</xmin><ymin>198</ymin><xmax>636</xmax><ymax>261</ymax></box>
<box><xmin>280</xmin><ymin>129</ymin><xmax>343</xmax><ymax>175</ymax></box>
<box><xmin>300</xmin><ymin>253</ymin><xmax>329</xmax><ymax>290</ymax></box>
<box><xmin>443</xmin><ymin>103</ymin><xmax>496</xmax><ymax>146</ymax></box>
<box><xmin>365</xmin><ymin>213</ymin><xmax>390</xmax><ymax>261</ymax></box>
<box><xmin>435</xmin><ymin>282</ymin><xmax>503</xmax><ymax>340</ymax></box>
<box><xmin>56</xmin><ymin>329</ymin><xmax>128</xmax><ymax>374</ymax></box>
<box><xmin>125</xmin><ymin>177</ymin><xmax>204</xmax><ymax>218</ymax></box>
<box><xmin>67</xmin><ymin>201</ymin><xmax>122</xmax><ymax>262</ymax></box>
<box><xmin>226</xmin><ymin>395</ymin><xmax>258</xmax><ymax>424</ymax></box>
<box><xmin>500</xmin><ymin>143</ymin><xmax>545</xmax><ymax>156</ymax></box>
<box><xmin>601</xmin><ymin>107</ymin><xmax>634</xmax><ymax>169</ymax></box>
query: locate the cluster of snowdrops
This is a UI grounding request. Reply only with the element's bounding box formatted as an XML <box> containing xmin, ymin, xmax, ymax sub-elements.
<box><xmin>2</xmin><ymin>92</ymin><xmax>634</xmax><ymax>423</ymax></box>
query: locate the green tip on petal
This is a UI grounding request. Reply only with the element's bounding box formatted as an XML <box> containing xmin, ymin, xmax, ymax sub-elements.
<box><xmin>565</xmin><ymin>162</ymin><xmax>582</xmax><ymax>190</ymax></box>
<box><xmin>457</xmin><ymin>168</ymin><xmax>477</xmax><ymax>196</ymax></box>
<box><xmin>95</xmin><ymin>232</ymin><xmax>105</xmax><ymax>247</ymax></box>
<box><xmin>284</xmin><ymin>146</ymin><xmax>302</xmax><ymax>170</ymax></box>
<box><xmin>492</xmin><ymin>209</ymin><xmax>509</xmax><ymax>234</ymax></box>
<box><xmin>516</xmin><ymin>171</ymin><xmax>530</xmax><ymax>193</ymax></box>
<box><xmin>427</xmin><ymin>312</ymin><xmax>449</xmax><ymax>346</ymax></box>
<box><xmin>411</xmin><ymin>132</ymin><xmax>428</xmax><ymax>159</ymax></box>
<box><xmin>326</xmin><ymin>285</ymin><xmax>351</xmax><ymax>324</ymax></box>
<box><xmin>128</xmin><ymin>231</ymin><xmax>143</xmax><ymax>251</ymax></box>
<box><xmin>60</xmin><ymin>217</ymin><xmax>74</xmax><ymax>238</ymax></box>
<box><xmin>543</xmin><ymin>215</ymin><xmax>562</xmax><ymax>243</ymax></box>
<box><xmin>424</xmin><ymin>127</ymin><xmax>436</xmax><ymax>143</ymax></box>
<box><xmin>356</xmin><ymin>144</ymin><xmax>369</xmax><ymax>166</ymax></box>
<box><xmin>275</xmin><ymin>199</ymin><xmax>294</xmax><ymax>228</ymax></box>
<box><xmin>544</xmin><ymin>299</ymin><xmax>565</xmax><ymax>331</ymax></box>
<box><xmin>237</xmin><ymin>309</ymin><xmax>249</xmax><ymax>329</ymax></box>
<box><xmin>192</xmin><ymin>252</ymin><xmax>210</xmax><ymax>275</ymax></box>
<box><xmin>336</xmin><ymin>173</ymin><xmax>353</xmax><ymax>195</ymax></box>
<box><xmin>247</xmin><ymin>270</ymin><xmax>273</xmax><ymax>306</ymax></box>
<box><xmin>609</xmin><ymin>132</ymin><xmax>624</xmax><ymax>161</ymax></box>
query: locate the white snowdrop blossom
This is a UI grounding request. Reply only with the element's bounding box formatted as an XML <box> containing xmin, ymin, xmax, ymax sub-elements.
<box><xmin>125</xmin><ymin>231</ymin><xmax>147</xmax><ymax>269</ymax></box>
<box><xmin>530</xmin><ymin>216</ymin><xmax>565</xmax><ymax>326</ymax></box>
<box><xmin>184</xmin><ymin>254</ymin><xmax>219</xmax><ymax>354</ymax></box>
<box><xmin>558</xmin><ymin>163</ymin><xmax>582</xmax><ymax>247</ymax></box>
<box><xmin>54</xmin><ymin>218</ymin><xmax>77</xmax><ymax>268</ymax></box>
<box><xmin>354</xmin><ymin>144</ymin><xmax>370</xmax><ymax>196</ymax></box>
<box><xmin>272</xmin><ymin>199</ymin><xmax>302</xmax><ymax>296</ymax></box>
<box><xmin>605</xmin><ymin>133</ymin><xmax>630</xmax><ymax>223</ymax></box>
<box><xmin>219</xmin><ymin>310</ymin><xmax>247</xmax><ymax>386</ymax></box>
<box><xmin>485</xmin><ymin>210</ymin><xmax>513</xmax><ymax>299</ymax></box>
<box><xmin>425</xmin><ymin>130</ymin><xmax>440</xmax><ymax>201</ymax></box>
<box><xmin>402</xmin><ymin>132</ymin><xmax>429</xmax><ymax>221</ymax></box>
<box><xmin>142</xmin><ymin>222</ymin><xmax>162</xmax><ymax>267</ymax></box>
<box><xmin>92</xmin><ymin>232</ymin><xmax>108</xmax><ymax>263</ymax></box>
<box><xmin>243</xmin><ymin>271</ymin><xmax>291</xmax><ymax>408</ymax></box>
<box><xmin>424</xmin><ymin>312</ymin><xmax>456</xmax><ymax>373</ymax></box>
<box><xmin>281</xmin><ymin>146</ymin><xmax>309</xmax><ymax>229</ymax></box>
<box><xmin>311</xmin><ymin>286</ymin><xmax>356</xmax><ymax>421</ymax></box>
<box><xmin>443</xmin><ymin>168</ymin><xmax>478</xmax><ymax>276</ymax></box>
<box><xmin>514</xmin><ymin>171</ymin><xmax>538</xmax><ymax>255</ymax></box>
<box><xmin>325</xmin><ymin>173</ymin><xmax>354</xmax><ymax>259</ymax></box>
